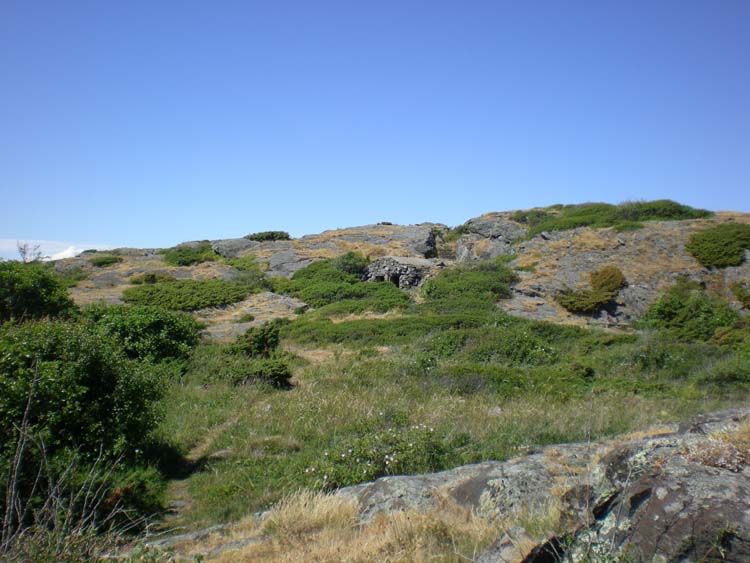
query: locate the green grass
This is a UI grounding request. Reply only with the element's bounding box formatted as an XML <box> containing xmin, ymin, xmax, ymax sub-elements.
<box><xmin>122</xmin><ymin>279</ymin><xmax>259</xmax><ymax>311</ymax></box>
<box><xmin>151</xmin><ymin>258</ymin><xmax>749</xmax><ymax>529</ymax></box>
<box><xmin>512</xmin><ymin>200</ymin><xmax>711</xmax><ymax>236</ymax></box>
<box><xmin>685</xmin><ymin>223</ymin><xmax>750</xmax><ymax>268</ymax></box>
<box><xmin>128</xmin><ymin>272</ymin><xmax>177</xmax><ymax>285</ymax></box>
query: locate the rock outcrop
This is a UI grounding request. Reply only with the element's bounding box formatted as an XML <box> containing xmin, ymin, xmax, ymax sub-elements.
<box><xmin>338</xmin><ymin>408</ymin><xmax>750</xmax><ymax>563</ymax></box>
<box><xmin>364</xmin><ymin>256</ymin><xmax>446</xmax><ymax>289</ymax></box>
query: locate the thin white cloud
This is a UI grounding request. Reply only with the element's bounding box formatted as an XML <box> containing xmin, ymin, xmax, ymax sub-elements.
<box><xmin>0</xmin><ymin>239</ymin><xmax>115</xmax><ymax>261</ymax></box>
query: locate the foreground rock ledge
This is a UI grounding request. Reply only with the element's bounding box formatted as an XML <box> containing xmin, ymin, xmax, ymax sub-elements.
<box><xmin>338</xmin><ymin>408</ymin><xmax>750</xmax><ymax>563</ymax></box>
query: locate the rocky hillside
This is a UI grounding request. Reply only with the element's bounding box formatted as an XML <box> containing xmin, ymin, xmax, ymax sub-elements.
<box><xmin>56</xmin><ymin>206</ymin><xmax>750</xmax><ymax>336</ymax></box>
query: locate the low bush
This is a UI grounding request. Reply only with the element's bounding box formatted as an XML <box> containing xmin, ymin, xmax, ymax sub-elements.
<box><xmin>731</xmin><ymin>282</ymin><xmax>750</xmax><ymax>309</ymax></box>
<box><xmin>422</xmin><ymin>258</ymin><xmax>518</xmax><ymax>302</ymax></box>
<box><xmin>590</xmin><ymin>265</ymin><xmax>626</xmax><ymax>292</ymax></box>
<box><xmin>237</xmin><ymin>313</ymin><xmax>256</xmax><ymax>323</ymax></box>
<box><xmin>330</xmin><ymin>251</ymin><xmax>370</xmax><ymax>277</ymax></box>
<box><xmin>84</xmin><ymin>304</ymin><xmax>202</xmax><ymax>362</ymax></box>
<box><xmin>236</xmin><ymin>322</ymin><xmax>281</xmax><ymax>357</ymax></box>
<box><xmin>512</xmin><ymin>200</ymin><xmax>711</xmax><ymax>236</ymax></box>
<box><xmin>0</xmin><ymin>261</ymin><xmax>76</xmax><ymax>323</ymax></box>
<box><xmin>122</xmin><ymin>279</ymin><xmax>258</xmax><ymax>311</ymax></box>
<box><xmin>245</xmin><ymin>231</ymin><xmax>291</xmax><ymax>242</ymax></box>
<box><xmin>129</xmin><ymin>272</ymin><xmax>177</xmax><ymax>285</ymax></box>
<box><xmin>89</xmin><ymin>255</ymin><xmax>124</xmax><ymax>267</ymax></box>
<box><xmin>555</xmin><ymin>288</ymin><xmax>614</xmax><ymax>314</ymax></box>
<box><xmin>685</xmin><ymin>223</ymin><xmax>750</xmax><ymax>268</ymax></box>
<box><xmin>556</xmin><ymin>265</ymin><xmax>626</xmax><ymax>315</ymax></box>
<box><xmin>307</xmin><ymin>423</ymin><xmax>452</xmax><ymax>490</ymax></box>
<box><xmin>641</xmin><ymin>279</ymin><xmax>739</xmax><ymax>340</ymax></box>
<box><xmin>162</xmin><ymin>241</ymin><xmax>217</xmax><ymax>266</ymax></box>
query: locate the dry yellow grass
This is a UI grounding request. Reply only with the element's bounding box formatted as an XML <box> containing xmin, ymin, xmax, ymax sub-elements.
<box><xmin>201</xmin><ymin>490</ymin><xmax>505</xmax><ymax>563</ymax></box>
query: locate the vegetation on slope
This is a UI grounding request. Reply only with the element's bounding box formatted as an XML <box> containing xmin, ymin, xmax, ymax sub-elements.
<box><xmin>122</xmin><ymin>279</ymin><xmax>260</xmax><ymax>311</ymax></box>
<box><xmin>512</xmin><ymin>199</ymin><xmax>711</xmax><ymax>235</ymax></box>
<box><xmin>685</xmin><ymin>222</ymin><xmax>750</xmax><ymax>268</ymax></box>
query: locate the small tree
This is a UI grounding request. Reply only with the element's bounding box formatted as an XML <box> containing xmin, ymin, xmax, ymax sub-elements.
<box><xmin>16</xmin><ymin>241</ymin><xmax>45</xmax><ymax>263</ymax></box>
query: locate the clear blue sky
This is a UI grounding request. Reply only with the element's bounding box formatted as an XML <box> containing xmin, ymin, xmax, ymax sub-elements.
<box><xmin>1</xmin><ymin>1</ymin><xmax>748</xmax><ymax>258</ymax></box>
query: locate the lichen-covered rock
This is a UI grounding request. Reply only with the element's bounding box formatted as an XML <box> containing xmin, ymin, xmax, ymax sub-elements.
<box><xmin>338</xmin><ymin>408</ymin><xmax>750</xmax><ymax>563</ymax></box>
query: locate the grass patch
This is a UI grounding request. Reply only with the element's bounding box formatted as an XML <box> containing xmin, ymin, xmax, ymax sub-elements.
<box><xmin>731</xmin><ymin>282</ymin><xmax>750</xmax><ymax>309</ymax></box>
<box><xmin>685</xmin><ymin>223</ymin><xmax>750</xmax><ymax>268</ymax></box>
<box><xmin>512</xmin><ymin>200</ymin><xmax>711</xmax><ymax>236</ymax></box>
<box><xmin>122</xmin><ymin>279</ymin><xmax>259</xmax><ymax>311</ymax></box>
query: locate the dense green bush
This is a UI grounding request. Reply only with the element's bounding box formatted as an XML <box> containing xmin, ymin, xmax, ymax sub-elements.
<box><xmin>122</xmin><ymin>279</ymin><xmax>257</xmax><ymax>311</ymax></box>
<box><xmin>330</xmin><ymin>251</ymin><xmax>370</xmax><ymax>277</ymax></box>
<box><xmin>279</xmin><ymin>255</ymin><xmax>408</xmax><ymax>312</ymax></box>
<box><xmin>129</xmin><ymin>272</ymin><xmax>177</xmax><ymax>285</ymax></box>
<box><xmin>245</xmin><ymin>231</ymin><xmax>291</xmax><ymax>241</ymax></box>
<box><xmin>162</xmin><ymin>241</ymin><xmax>217</xmax><ymax>266</ymax></box>
<box><xmin>556</xmin><ymin>265</ymin><xmax>626</xmax><ymax>315</ymax></box>
<box><xmin>84</xmin><ymin>304</ymin><xmax>202</xmax><ymax>361</ymax></box>
<box><xmin>0</xmin><ymin>261</ymin><xmax>76</xmax><ymax>323</ymax></box>
<box><xmin>0</xmin><ymin>320</ymin><xmax>162</xmax><ymax>459</ymax></box>
<box><xmin>512</xmin><ymin>200</ymin><xmax>711</xmax><ymax>235</ymax></box>
<box><xmin>590</xmin><ymin>265</ymin><xmax>626</xmax><ymax>292</ymax></box>
<box><xmin>236</xmin><ymin>322</ymin><xmax>281</xmax><ymax>357</ymax></box>
<box><xmin>685</xmin><ymin>223</ymin><xmax>750</xmax><ymax>268</ymax></box>
<box><xmin>54</xmin><ymin>264</ymin><xmax>89</xmax><ymax>287</ymax></box>
<box><xmin>422</xmin><ymin>258</ymin><xmax>518</xmax><ymax>302</ymax></box>
<box><xmin>641</xmin><ymin>279</ymin><xmax>739</xmax><ymax>340</ymax></box>
<box><xmin>89</xmin><ymin>254</ymin><xmax>124</xmax><ymax>267</ymax></box>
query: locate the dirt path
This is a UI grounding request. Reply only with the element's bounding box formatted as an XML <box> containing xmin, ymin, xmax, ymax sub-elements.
<box><xmin>158</xmin><ymin>417</ymin><xmax>238</xmax><ymax>533</ymax></box>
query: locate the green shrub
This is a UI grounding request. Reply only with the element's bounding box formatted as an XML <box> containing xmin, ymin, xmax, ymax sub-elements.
<box><xmin>685</xmin><ymin>223</ymin><xmax>750</xmax><ymax>268</ymax></box>
<box><xmin>236</xmin><ymin>322</ymin><xmax>281</xmax><ymax>357</ymax></box>
<box><xmin>122</xmin><ymin>279</ymin><xmax>257</xmax><ymax>311</ymax></box>
<box><xmin>512</xmin><ymin>200</ymin><xmax>711</xmax><ymax>236</ymax></box>
<box><xmin>556</xmin><ymin>288</ymin><xmax>615</xmax><ymax>314</ymax></box>
<box><xmin>0</xmin><ymin>261</ymin><xmax>76</xmax><ymax>323</ymax></box>
<box><xmin>590</xmin><ymin>265</ymin><xmax>627</xmax><ymax>292</ymax></box>
<box><xmin>330</xmin><ymin>251</ymin><xmax>370</xmax><ymax>277</ymax></box>
<box><xmin>641</xmin><ymin>279</ymin><xmax>739</xmax><ymax>340</ymax></box>
<box><xmin>129</xmin><ymin>272</ymin><xmax>177</xmax><ymax>285</ymax></box>
<box><xmin>245</xmin><ymin>358</ymin><xmax>292</xmax><ymax>388</ymax></box>
<box><xmin>245</xmin><ymin>231</ymin><xmax>291</xmax><ymax>242</ymax></box>
<box><xmin>89</xmin><ymin>254</ymin><xmax>124</xmax><ymax>267</ymax></box>
<box><xmin>163</xmin><ymin>241</ymin><xmax>217</xmax><ymax>266</ymax></box>
<box><xmin>84</xmin><ymin>304</ymin><xmax>201</xmax><ymax>362</ymax></box>
<box><xmin>731</xmin><ymin>282</ymin><xmax>750</xmax><ymax>308</ymax></box>
<box><xmin>421</xmin><ymin>259</ymin><xmax>518</xmax><ymax>302</ymax></box>
<box><xmin>556</xmin><ymin>265</ymin><xmax>626</xmax><ymax>315</ymax></box>
<box><xmin>237</xmin><ymin>313</ymin><xmax>256</xmax><ymax>323</ymax></box>
<box><xmin>0</xmin><ymin>320</ymin><xmax>162</xmax><ymax>459</ymax></box>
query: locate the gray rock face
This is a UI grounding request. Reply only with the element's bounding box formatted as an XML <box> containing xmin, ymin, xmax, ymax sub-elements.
<box><xmin>338</xmin><ymin>408</ymin><xmax>750</xmax><ymax>563</ymax></box>
<box><xmin>456</xmin><ymin>214</ymin><xmax>527</xmax><ymax>262</ymax></box>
